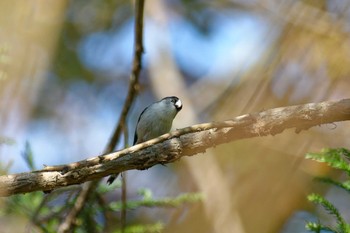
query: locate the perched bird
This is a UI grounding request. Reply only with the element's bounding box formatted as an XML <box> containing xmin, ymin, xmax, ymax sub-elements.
<box><xmin>106</xmin><ymin>96</ymin><xmax>183</xmax><ymax>185</ymax></box>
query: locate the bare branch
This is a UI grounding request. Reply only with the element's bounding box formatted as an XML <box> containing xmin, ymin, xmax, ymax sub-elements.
<box><xmin>1</xmin><ymin>99</ymin><xmax>350</xmax><ymax>197</ymax></box>
<box><xmin>56</xmin><ymin>1</ymin><xmax>146</xmax><ymax>232</ymax></box>
<box><xmin>105</xmin><ymin>0</ymin><xmax>145</xmax><ymax>153</ymax></box>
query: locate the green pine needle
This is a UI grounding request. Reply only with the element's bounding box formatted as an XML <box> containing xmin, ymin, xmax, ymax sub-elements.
<box><xmin>315</xmin><ymin>177</ymin><xmax>350</xmax><ymax>194</ymax></box>
<box><xmin>307</xmin><ymin>193</ymin><xmax>350</xmax><ymax>233</ymax></box>
<box><xmin>306</xmin><ymin>148</ymin><xmax>350</xmax><ymax>175</ymax></box>
<box><xmin>110</xmin><ymin>193</ymin><xmax>203</xmax><ymax>211</ymax></box>
<box><xmin>21</xmin><ymin>141</ymin><xmax>35</xmax><ymax>170</ymax></box>
<box><xmin>305</xmin><ymin>221</ymin><xmax>338</xmax><ymax>233</ymax></box>
<box><xmin>113</xmin><ymin>222</ymin><xmax>164</xmax><ymax>233</ymax></box>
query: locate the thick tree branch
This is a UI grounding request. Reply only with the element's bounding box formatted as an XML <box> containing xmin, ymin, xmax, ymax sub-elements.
<box><xmin>1</xmin><ymin>99</ymin><xmax>350</xmax><ymax>197</ymax></box>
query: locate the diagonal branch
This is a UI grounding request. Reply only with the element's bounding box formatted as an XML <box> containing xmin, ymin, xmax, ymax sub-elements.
<box><xmin>1</xmin><ymin>98</ymin><xmax>350</xmax><ymax>197</ymax></box>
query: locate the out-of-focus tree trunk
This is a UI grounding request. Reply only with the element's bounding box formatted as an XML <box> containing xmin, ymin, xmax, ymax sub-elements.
<box><xmin>0</xmin><ymin>0</ymin><xmax>68</xmax><ymax>136</ymax></box>
<box><xmin>146</xmin><ymin>1</ymin><xmax>245</xmax><ymax>232</ymax></box>
<box><xmin>0</xmin><ymin>2</ymin><xmax>67</xmax><ymax>229</ymax></box>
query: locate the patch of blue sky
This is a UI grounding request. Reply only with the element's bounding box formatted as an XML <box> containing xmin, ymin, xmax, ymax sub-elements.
<box><xmin>78</xmin><ymin>21</ymin><xmax>134</xmax><ymax>75</ymax></box>
<box><xmin>78</xmin><ymin>12</ymin><xmax>274</xmax><ymax>80</ymax></box>
<box><xmin>168</xmin><ymin>12</ymin><xmax>273</xmax><ymax>79</ymax></box>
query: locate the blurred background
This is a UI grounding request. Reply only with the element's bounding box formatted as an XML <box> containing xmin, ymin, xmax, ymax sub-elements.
<box><xmin>1</xmin><ymin>0</ymin><xmax>350</xmax><ymax>232</ymax></box>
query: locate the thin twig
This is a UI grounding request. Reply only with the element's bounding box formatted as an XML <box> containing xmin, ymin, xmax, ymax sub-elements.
<box><xmin>121</xmin><ymin>119</ymin><xmax>129</xmax><ymax>232</ymax></box>
<box><xmin>121</xmin><ymin>172</ymin><xmax>127</xmax><ymax>233</ymax></box>
<box><xmin>56</xmin><ymin>0</ymin><xmax>146</xmax><ymax>232</ymax></box>
<box><xmin>105</xmin><ymin>0</ymin><xmax>145</xmax><ymax>153</ymax></box>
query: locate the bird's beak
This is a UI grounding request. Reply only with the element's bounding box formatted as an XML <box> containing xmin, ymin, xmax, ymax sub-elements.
<box><xmin>175</xmin><ymin>99</ymin><xmax>182</xmax><ymax>110</ymax></box>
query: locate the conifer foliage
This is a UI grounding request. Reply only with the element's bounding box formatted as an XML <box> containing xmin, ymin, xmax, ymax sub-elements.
<box><xmin>305</xmin><ymin>148</ymin><xmax>350</xmax><ymax>233</ymax></box>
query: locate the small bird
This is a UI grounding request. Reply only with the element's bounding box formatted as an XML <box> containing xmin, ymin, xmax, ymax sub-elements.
<box><xmin>106</xmin><ymin>96</ymin><xmax>183</xmax><ymax>185</ymax></box>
